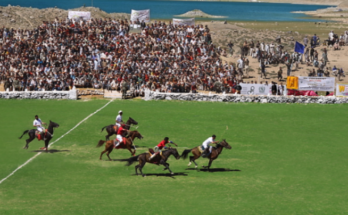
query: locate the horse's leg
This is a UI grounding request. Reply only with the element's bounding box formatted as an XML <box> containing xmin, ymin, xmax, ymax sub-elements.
<box><xmin>132</xmin><ymin>145</ymin><xmax>136</xmax><ymax>155</ymax></box>
<box><xmin>105</xmin><ymin>128</ymin><xmax>112</xmax><ymax>141</ymax></box>
<box><xmin>100</xmin><ymin>143</ymin><xmax>109</xmax><ymax>160</ymax></box>
<box><xmin>163</xmin><ymin>162</ymin><xmax>169</xmax><ymax>171</ymax></box>
<box><xmin>44</xmin><ymin>139</ymin><xmax>49</xmax><ymax>151</ymax></box>
<box><xmin>139</xmin><ymin>161</ymin><xmax>146</xmax><ymax>177</ymax></box>
<box><xmin>188</xmin><ymin>156</ymin><xmax>194</xmax><ymax>167</ymax></box>
<box><xmin>191</xmin><ymin>150</ymin><xmax>200</xmax><ymax>168</ymax></box>
<box><xmin>135</xmin><ymin>159</ymin><xmax>142</xmax><ymax>175</ymax></box>
<box><xmin>164</xmin><ymin>163</ymin><xmax>174</xmax><ymax>175</ymax></box>
<box><xmin>100</xmin><ymin>150</ymin><xmax>107</xmax><ymax>160</ymax></box>
<box><xmin>24</xmin><ymin>133</ymin><xmax>35</xmax><ymax>149</ymax></box>
<box><xmin>106</xmin><ymin>146</ymin><xmax>113</xmax><ymax>161</ymax></box>
<box><xmin>105</xmin><ymin>134</ymin><xmax>110</xmax><ymax>141</ymax></box>
<box><xmin>203</xmin><ymin>159</ymin><xmax>213</xmax><ymax>170</ymax></box>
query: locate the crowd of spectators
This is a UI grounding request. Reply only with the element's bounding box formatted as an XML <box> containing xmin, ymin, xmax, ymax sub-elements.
<box><xmin>0</xmin><ymin>17</ymin><xmax>250</xmax><ymax>95</ymax></box>
<box><xmin>1</xmin><ymin>17</ymin><xmax>347</xmax><ymax>95</ymax></box>
<box><xmin>244</xmin><ymin>30</ymin><xmax>347</xmax><ymax>81</ymax></box>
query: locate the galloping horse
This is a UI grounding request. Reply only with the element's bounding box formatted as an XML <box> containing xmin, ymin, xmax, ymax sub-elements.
<box><xmin>125</xmin><ymin>147</ymin><xmax>180</xmax><ymax>177</ymax></box>
<box><xmin>96</xmin><ymin>130</ymin><xmax>143</xmax><ymax>160</ymax></box>
<box><xmin>19</xmin><ymin>121</ymin><xmax>60</xmax><ymax>151</ymax></box>
<box><xmin>101</xmin><ymin>117</ymin><xmax>138</xmax><ymax>140</ymax></box>
<box><xmin>181</xmin><ymin>139</ymin><xmax>232</xmax><ymax>170</ymax></box>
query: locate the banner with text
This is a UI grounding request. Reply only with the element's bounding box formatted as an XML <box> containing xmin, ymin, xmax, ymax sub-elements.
<box><xmin>240</xmin><ymin>83</ymin><xmax>271</xmax><ymax>95</ymax></box>
<box><xmin>131</xmin><ymin>9</ymin><xmax>150</xmax><ymax>23</ymax></box>
<box><xmin>298</xmin><ymin>77</ymin><xmax>335</xmax><ymax>91</ymax></box>
<box><xmin>172</xmin><ymin>18</ymin><xmax>195</xmax><ymax>26</ymax></box>
<box><xmin>336</xmin><ymin>84</ymin><xmax>348</xmax><ymax>96</ymax></box>
<box><xmin>68</xmin><ymin>11</ymin><xmax>91</xmax><ymax>20</ymax></box>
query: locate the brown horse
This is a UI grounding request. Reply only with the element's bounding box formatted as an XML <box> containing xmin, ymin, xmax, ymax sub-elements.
<box><xmin>19</xmin><ymin>121</ymin><xmax>60</xmax><ymax>151</ymax></box>
<box><xmin>181</xmin><ymin>139</ymin><xmax>232</xmax><ymax>170</ymax></box>
<box><xmin>101</xmin><ymin>117</ymin><xmax>138</xmax><ymax>140</ymax></box>
<box><xmin>125</xmin><ymin>148</ymin><xmax>180</xmax><ymax>177</ymax></box>
<box><xmin>96</xmin><ymin>130</ymin><xmax>143</xmax><ymax>160</ymax></box>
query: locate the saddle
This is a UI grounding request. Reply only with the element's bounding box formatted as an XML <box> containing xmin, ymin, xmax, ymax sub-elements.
<box><xmin>198</xmin><ymin>146</ymin><xmax>204</xmax><ymax>153</ymax></box>
<box><xmin>35</xmin><ymin>129</ymin><xmax>48</xmax><ymax>141</ymax></box>
<box><xmin>113</xmin><ymin>125</ymin><xmax>118</xmax><ymax>132</ymax></box>
<box><xmin>114</xmin><ymin>137</ymin><xmax>127</xmax><ymax>149</ymax></box>
<box><xmin>148</xmin><ymin>148</ymin><xmax>162</xmax><ymax>157</ymax></box>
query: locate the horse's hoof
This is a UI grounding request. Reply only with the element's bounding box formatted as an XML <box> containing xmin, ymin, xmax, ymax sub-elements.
<box><xmin>195</xmin><ymin>166</ymin><xmax>198</xmax><ymax>169</ymax></box>
<box><xmin>171</xmin><ymin>172</ymin><xmax>174</xmax><ymax>175</ymax></box>
<box><xmin>188</xmin><ymin>162</ymin><xmax>191</xmax><ymax>166</ymax></box>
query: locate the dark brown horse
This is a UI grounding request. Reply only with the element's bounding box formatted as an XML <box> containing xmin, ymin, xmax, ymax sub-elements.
<box><xmin>101</xmin><ymin>117</ymin><xmax>138</xmax><ymax>140</ymax></box>
<box><xmin>96</xmin><ymin>130</ymin><xmax>143</xmax><ymax>160</ymax></box>
<box><xmin>181</xmin><ymin>140</ymin><xmax>232</xmax><ymax>170</ymax></box>
<box><xmin>19</xmin><ymin>121</ymin><xmax>60</xmax><ymax>151</ymax></box>
<box><xmin>125</xmin><ymin>148</ymin><xmax>180</xmax><ymax>177</ymax></box>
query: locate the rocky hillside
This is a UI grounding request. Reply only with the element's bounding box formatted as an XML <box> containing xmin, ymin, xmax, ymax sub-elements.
<box><xmin>0</xmin><ymin>6</ymin><xmax>129</xmax><ymax>29</ymax></box>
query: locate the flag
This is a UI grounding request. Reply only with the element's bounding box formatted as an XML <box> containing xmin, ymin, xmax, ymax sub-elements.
<box><xmin>286</xmin><ymin>76</ymin><xmax>298</xmax><ymax>90</ymax></box>
<box><xmin>294</xmin><ymin>41</ymin><xmax>305</xmax><ymax>54</ymax></box>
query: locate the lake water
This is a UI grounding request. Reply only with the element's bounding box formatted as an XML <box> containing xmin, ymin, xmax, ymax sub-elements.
<box><xmin>1</xmin><ymin>0</ymin><xmax>330</xmax><ymax>22</ymax></box>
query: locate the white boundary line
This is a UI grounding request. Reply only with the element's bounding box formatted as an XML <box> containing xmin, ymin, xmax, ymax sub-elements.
<box><xmin>0</xmin><ymin>99</ymin><xmax>114</xmax><ymax>185</ymax></box>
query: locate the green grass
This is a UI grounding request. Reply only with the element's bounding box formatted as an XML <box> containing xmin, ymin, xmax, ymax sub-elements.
<box><xmin>0</xmin><ymin>99</ymin><xmax>348</xmax><ymax>214</ymax></box>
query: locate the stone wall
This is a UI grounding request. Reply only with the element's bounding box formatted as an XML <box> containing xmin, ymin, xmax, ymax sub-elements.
<box><xmin>77</xmin><ymin>89</ymin><xmax>104</xmax><ymax>96</ymax></box>
<box><xmin>0</xmin><ymin>89</ymin><xmax>78</xmax><ymax>100</ymax></box>
<box><xmin>144</xmin><ymin>90</ymin><xmax>348</xmax><ymax>104</ymax></box>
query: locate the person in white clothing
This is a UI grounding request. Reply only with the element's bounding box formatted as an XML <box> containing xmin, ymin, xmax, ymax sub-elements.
<box><xmin>201</xmin><ymin>135</ymin><xmax>218</xmax><ymax>157</ymax></box>
<box><xmin>115</xmin><ymin>110</ymin><xmax>123</xmax><ymax>127</ymax></box>
<box><xmin>33</xmin><ymin>115</ymin><xmax>46</xmax><ymax>139</ymax></box>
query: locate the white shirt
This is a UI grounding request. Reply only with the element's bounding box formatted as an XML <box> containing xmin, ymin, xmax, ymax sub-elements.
<box><xmin>237</xmin><ymin>59</ymin><xmax>244</xmax><ymax>69</ymax></box>
<box><xmin>116</xmin><ymin>114</ymin><xmax>122</xmax><ymax>123</ymax></box>
<box><xmin>33</xmin><ymin>119</ymin><xmax>43</xmax><ymax>128</ymax></box>
<box><xmin>202</xmin><ymin>137</ymin><xmax>215</xmax><ymax>148</ymax></box>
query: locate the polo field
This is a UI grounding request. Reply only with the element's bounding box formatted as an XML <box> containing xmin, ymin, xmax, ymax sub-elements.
<box><xmin>0</xmin><ymin>99</ymin><xmax>347</xmax><ymax>214</ymax></box>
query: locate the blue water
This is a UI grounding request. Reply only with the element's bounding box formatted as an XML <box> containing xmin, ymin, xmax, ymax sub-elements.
<box><xmin>2</xmin><ymin>0</ymin><xmax>330</xmax><ymax>22</ymax></box>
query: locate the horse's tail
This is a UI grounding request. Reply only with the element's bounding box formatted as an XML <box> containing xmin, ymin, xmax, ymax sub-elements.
<box><xmin>101</xmin><ymin>126</ymin><xmax>107</xmax><ymax>132</ymax></box>
<box><xmin>19</xmin><ymin>130</ymin><xmax>29</xmax><ymax>139</ymax></box>
<box><xmin>125</xmin><ymin>155</ymin><xmax>140</xmax><ymax>166</ymax></box>
<box><xmin>96</xmin><ymin>140</ymin><xmax>106</xmax><ymax>148</ymax></box>
<box><xmin>181</xmin><ymin>149</ymin><xmax>192</xmax><ymax>160</ymax></box>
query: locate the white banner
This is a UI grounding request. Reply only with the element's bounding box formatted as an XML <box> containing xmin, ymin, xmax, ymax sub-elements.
<box><xmin>68</xmin><ymin>11</ymin><xmax>91</xmax><ymax>21</ymax></box>
<box><xmin>131</xmin><ymin>9</ymin><xmax>150</xmax><ymax>23</ymax></box>
<box><xmin>172</xmin><ymin>18</ymin><xmax>195</xmax><ymax>26</ymax></box>
<box><xmin>298</xmin><ymin>77</ymin><xmax>335</xmax><ymax>91</ymax></box>
<box><xmin>240</xmin><ymin>84</ymin><xmax>271</xmax><ymax>95</ymax></box>
<box><xmin>336</xmin><ymin>84</ymin><xmax>348</xmax><ymax>96</ymax></box>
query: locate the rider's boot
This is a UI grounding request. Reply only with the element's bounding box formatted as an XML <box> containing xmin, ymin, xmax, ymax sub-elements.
<box><xmin>149</xmin><ymin>152</ymin><xmax>157</xmax><ymax>160</ymax></box>
<box><xmin>114</xmin><ymin>141</ymin><xmax>120</xmax><ymax>148</ymax></box>
<box><xmin>202</xmin><ymin>148</ymin><xmax>209</xmax><ymax>158</ymax></box>
<box><xmin>41</xmin><ymin>132</ymin><xmax>47</xmax><ymax>141</ymax></box>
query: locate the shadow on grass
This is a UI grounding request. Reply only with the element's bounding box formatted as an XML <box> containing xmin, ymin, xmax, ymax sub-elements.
<box><xmin>110</xmin><ymin>158</ymin><xmax>129</xmax><ymax>162</ymax></box>
<box><xmin>31</xmin><ymin>149</ymin><xmax>70</xmax><ymax>153</ymax></box>
<box><xmin>186</xmin><ymin>168</ymin><xmax>241</xmax><ymax>172</ymax></box>
<box><xmin>131</xmin><ymin>172</ymin><xmax>188</xmax><ymax>178</ymax></box>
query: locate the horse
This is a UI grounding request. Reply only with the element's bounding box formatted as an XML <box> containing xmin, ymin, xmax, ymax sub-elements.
<box><xmin>96</xmin><ymin>130</ymin><xmax>143</xmax><ymax>160</ymax></box>
<box><xmin>19</xmin><ymin>121</ymin><xmax>60</xmax><ymax>151</ymax></box>
<box><xmin>100</xmin><ymin>117</ymin><xmax>138</xmax><ymax>140</ymax></box>
<box><xmin>125</xmin><ymin>147</ymin><xmax>180</xmax><ymax>177</ymax></box>
<box><xmin>181</xmin><ymin>139</ymin><xmax>232</xmax><ymax>170</ymax></box>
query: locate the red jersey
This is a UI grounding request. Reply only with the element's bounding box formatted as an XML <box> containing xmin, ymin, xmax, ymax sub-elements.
<box><xmin>157</xmin><ymin>140</ymin><xmax>169</xmax><ymax>149</ymax></box>
<box><xmin>117</xmin><ymin>127</ymin><xmax>125</xmax><ymax>135</ymax></box>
